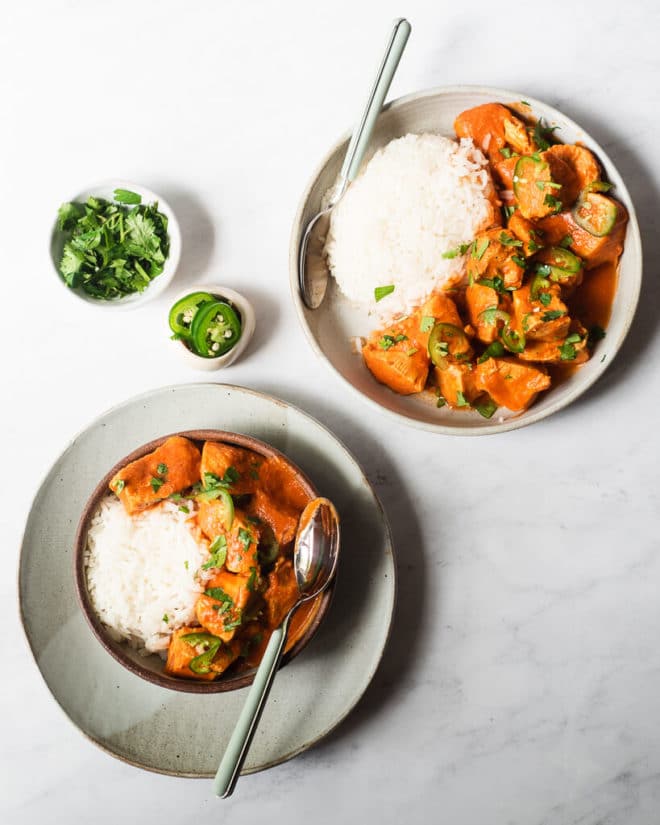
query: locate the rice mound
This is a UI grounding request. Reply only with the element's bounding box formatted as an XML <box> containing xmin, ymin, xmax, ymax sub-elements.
<box><xmin>85</xmin><ymin>496</ymin><xmax>210</xmax><ymax>654</ymax></box>
<box><xmin>324</xmin><ymin>133</ymin><xmax>494</xmax><ymax>315</ymax></box>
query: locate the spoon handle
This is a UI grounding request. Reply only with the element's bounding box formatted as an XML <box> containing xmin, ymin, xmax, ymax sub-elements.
<box><xmin>213</xmin><ymin>619</ymin><xmax>289</xmax><ymax>798</ymax></box>
<box><xmin>338</xmin><ymin>18</ymin><xmax>411</xmax><ymax>185</ymax></box>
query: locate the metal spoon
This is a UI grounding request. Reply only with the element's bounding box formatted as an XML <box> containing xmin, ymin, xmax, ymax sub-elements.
<box><xmin>214</xmin><ymin>497</ymin><xmax>341</xmax><ymax>798</ymax></box>
<box><xmin>298</xmin><ymin>18</ymin><xmax>412</xmax><ymax>309</ymax></box>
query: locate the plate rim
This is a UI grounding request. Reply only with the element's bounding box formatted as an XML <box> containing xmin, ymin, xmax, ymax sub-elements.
<box><xmin>17</xmin><ymin>382</ymin><xmax>396</xmax><ymax>777</ymax></box>
<box><xmin>289</xmin><ymin>83</ymin><xmax>643</xmax><ymax>436</ymax></box>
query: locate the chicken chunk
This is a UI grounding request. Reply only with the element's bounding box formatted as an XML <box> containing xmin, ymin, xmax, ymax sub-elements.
<box><xmin>512</xmin><ymin>283</ymin><xmax>571</xmax><ymax>342</ymax></box>
<box><xmin>467</xmin><ymin>228</ymin><xmax>526</xmax><ymax>290</ymax></box>
<box><xmin>249</xmin><ymin>488</ymin><xmax>299</xmax><ymax>546</ymax></box>
<box><xmin>110</xmin><ymin>436</ymin><xmax>201</xmax><ymax>515</ymax></box>
<box><xmin>455</xmin><ymin>103</ymin><xmax>535</xmax><ymax>164</ymax></box>
<box><xmin>435</xmin><ymin>363</ymin><xmax>480</xmax><ymax>407</ymax></box>
<box><xmin>537</xmin><ymin>203</ymin><xmax>628</xmax><ymax>269</ymax></box>
<box><xmin>474</xmin><ymin>357</ymin><xmax>551</xmax><ymax>411</ymax></box>
<box><xmin>200</xmin><ymin>442</ymin><xmax>263</xmax><ymax>495</ymax></box>
<box><xmin>362</xmin><ymin>323</ymin><xmax>430</xmax><ymax>396</ymax></box>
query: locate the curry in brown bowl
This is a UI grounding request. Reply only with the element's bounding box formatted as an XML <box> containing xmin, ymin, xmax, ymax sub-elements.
<box><xmin>73</xmin><ymin>430</ymin><xmax>332</xmax><ymax>694</ymax></box>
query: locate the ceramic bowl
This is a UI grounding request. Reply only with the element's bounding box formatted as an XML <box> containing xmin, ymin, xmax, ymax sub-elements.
<box><xmin>169</xmin><ymin>285</ymin><xmax>256</xmax><ymax>370</ymax></box>
<box><xmin>73</xmin><ymin>429</ymin><xmax>333</xmax><ymax>694</ymax></box>
<box><xmin>289</xmin><ymin>85</ymin><xmax>643</xmax><ymax>435</ymax></box>
<box><xmin>50</xmin><ymin>179</ymin><xmax>181</xmax><ymax>310</ymax></box>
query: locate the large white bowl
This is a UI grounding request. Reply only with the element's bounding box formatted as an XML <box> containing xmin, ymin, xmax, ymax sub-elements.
<box><xmin>50</xmin><ymin>179</ymin><xmax>181</xmax><ymax>310</ymax></box>
<box><xmin>289</xmin><ymin>86</ymin><xmax>642</xmax><ymax>435</ymax></box>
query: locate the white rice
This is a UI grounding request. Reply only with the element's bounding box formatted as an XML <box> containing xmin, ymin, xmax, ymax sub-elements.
<box><xmin>85</xmin><ymin>496</ymin><xmax>210</xmax><ymax>654</ymax></box>
<box><xmin>324</xmin><ymin>133</ymin><xmax>494</xmax><ymax>316</ymax></box>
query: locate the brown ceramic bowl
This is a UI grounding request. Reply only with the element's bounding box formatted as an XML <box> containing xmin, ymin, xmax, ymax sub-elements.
<box><xmin>73</xmin><ymin>429</ymin><xmax>333</xmax><ymax>694</ymax></box>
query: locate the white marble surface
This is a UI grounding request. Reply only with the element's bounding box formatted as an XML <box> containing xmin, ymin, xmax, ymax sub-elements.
<box><xmin>3</xmin><ymin>1</ymin><xmax>660</xmax><ymax>822</ymax></box>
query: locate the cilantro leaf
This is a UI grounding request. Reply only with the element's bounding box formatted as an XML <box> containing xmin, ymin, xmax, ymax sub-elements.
<box><xmin>374</xmin><ymin>285</ymin><xmax>395</xmax><ymax>302</ymax></box>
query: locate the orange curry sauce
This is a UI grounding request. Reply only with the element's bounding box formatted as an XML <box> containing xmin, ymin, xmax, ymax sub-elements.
<box><xmin>110</xmin><ymin>435</ymin><xmax>320</xmax><ymax>681</ymax></box>
<box><xmin>362</xmin><ymin>102</ymin><xmax>626</xmax><ymax>415</ymax></box>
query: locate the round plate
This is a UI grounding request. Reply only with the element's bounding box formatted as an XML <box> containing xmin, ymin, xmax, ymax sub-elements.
<box><xmin>18</xmin><ymin>384</ymin><xmax>395</xmax><ymax>776</ymax></box>
<box><xmin>289</xmin><ymin>85</ymin><xmax>643</xmax><ymax>435</ymax></box>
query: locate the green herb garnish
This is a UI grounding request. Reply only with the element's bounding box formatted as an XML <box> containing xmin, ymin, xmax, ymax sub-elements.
<box><xmin>420</xmin><ymin>316</ymin><xmax>435</xmax><ymax>333</ymax></box>
<box><xmin>477</xmin><ymin>341</ymin><xmax>505</xmax><ymax>364</ymax></box>
<box><xmin>560</xmin><ymin>341</ymin><xmax>577</xmax><ymax>361</ymax></box>
<box><xmin>442</xmin><ymin>243</ymin><xmax>471</xmax><ymax>260</ymax></box>
<box><xmin>472</xmin><ymin>238</ymin><xmax>490</xmax><ymax>260</ymax></box>
<box><xmin>499</xmin><ymin>232</ymin><xmax>522</xmax><ymax>248</ymax></box>
<box><xmin>533</xmin><ymin>119</ymin><xmax>559</xmax><ymax>151</ymax></box>
<box><xmin>539</xmin><ymin>292</ymin><xmax>552</xmax><ymax>307</ymax></box>
<box><xmin>374</xmin><ymin>285</ymin><xmax>395</xmax><ymax>302</ymax></box>
<box><xmin>157</xmin><ymin>463</ymin><xmax>168</xmax><ymax>476</ymax></box>
<box><xmin>178</xmin><ymin>505</ymin><xmax>190</xmax><ymax>514</ymax></box>
<box><xmin>202</xmin><ymin>535</ymin><xmax>228</xmax><ymax>570</ymax></box>
<box><xmin>56</xmin><ymin>194</ymin><xmax>170</xmax><ymax>299</ymax></box>
<box><xmin>436</xmin><ymin>396</ymin><xmax>447</xmax><ymax>408</ymax></box>
<box><xmin>474</xmin><ymin>395</ymin><xmax>498</xmax><ymax>419</ymax></box>
<box><xmin>588</xmin><ymin>325</ymin><xmax>606</xmax><ymax>348</ymax></box>
<box><xmin>477</xmin><ymin>276</ymin><xmax>505</xmax><ymax>293</ymax></box>
<box><xmin>559</xmin><ymin>234</ymin><xmax>574</xmax><ymax>249</ymax></box>
<box><xmin>238</xmin><ymin>528</ymin><xmax>253</xmax><ymax>550</ymax></box>
<box><xmin>113</xmin><ymin>188</ymin><xmax>142</xmax><ymax>204</ymax></box>
<box><xmin>544</xmin><ymin>194</ymin><xmax>563</xmax><ymax>212</ymax></box>
<box><xmin>114</xmin><ymin>479</ymin><xmax>125</xmax><ymax>494</ymax></box>
<box><xmin>499</xmin><ymin>147</ymin><xmax>513</xmax><ymax>159</ymax></box>
<box><xmin>512</xmin><ymin>255</ymin><xmax>526</xmax><ymax>268</ymax></box>
<box><xmin>150</xmin><ymin>477</ymin><xmax>164</xmax><ymax>492</ymax></box>
<box><xmin>247</xmin><ymin>567</ymin><xmax>258</xmax><ymax>592</ymax></box>
<box><xmin>542</xmin><ymin>310</ymin><xmax>565</xmax><ymax>321</ymax></box>
<box><xmin>162</xmin><ymin>614</ymin><xmax>169</xmax><ymax>623</ymax></box>
<box><xmin>455</xmin><ymin>391</ymin><xmax>470</xmax><ymax>408</ymax></box>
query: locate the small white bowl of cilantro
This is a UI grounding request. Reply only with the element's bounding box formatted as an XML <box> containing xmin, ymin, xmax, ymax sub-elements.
<box><xmin>51</xmin><ymin>181</ymin><xmax>181</xmax><ymax>309</ymax></box>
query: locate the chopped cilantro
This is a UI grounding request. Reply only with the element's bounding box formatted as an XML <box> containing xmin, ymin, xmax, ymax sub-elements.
<box><xmin>436</xmin><ymin>396</ymin><xmax>447</xmax><ymax>408</ymax></box>
<box><xmin>178</xmin><ymin>505</ymin><xmax>190</xmax><ymax>514</ymax></box>
<box><xmin>168</xmin><ymin>492</ymin><xmax>182</xmax><ymax>501</ymax></box>
<box><xmin>559</xmin><ymin>234</ymin><xmax>574</xmax><ymax>249</ymax></box>
<box><xmin>588</xmin><ymin>325</ymin><xmax>606</xmax><ymax>348</ymax></box>
<box><xmin>512</xmin><ymin>255</ymin><xmax>526</xmax><ymax>268</ymax></box>
<box><xmin>535</xmin><ymin>180</ymin><xmax>562</xmax><ymax>191</ymax></box>
<box><xmin>542</xmin><ymin>310</ymin><xmax>565</xmax><ymax>321</ymax></box>
<box><xmin>420</xmin><ymin>316</ymin><xmax>435</xmax><ymax>333</ymax></box>
<box><xmin>184</xmin><ymin>560</ymin><xmax>189</xmax><ymax>570</ymax></box>
<box><xmin>202</xmin><ymin>535</ymin><xmax>228</xmax><ymax>570</ymax></box>
<box><xmin>455</xmin><ymin>391</ymin><xmax>470</xmax><ymax>408</ymax></box>
<box><xmin>533</xmin><ymin>119</ymin><xmax>559</xmax><ymax>151</ymax></box>
<box><xmin>544</xmin><ymin>194</ymin><xmax>563</xmax><ymax>212</ymax></box>
<box><xmin>442</xmin><ymin>243</ymin><xmax>471</xmax><ymax>259</ymax></box>
<box><xmin>238</xmin><ymin>528</ymin><xmax>253</xmax><ymax>550</ymax></box>
<box><xmin>503</xmin><ymin>205</ymin><xmax>517</xmax><ymax>219</ymax></box>
<box><xmin>406</xmin><ymin>348</ymin><xmax>419</xmax><ymax>357</ymax></box>
<box><xmin>114</xmin><ymin>479</ymin><xmax>125</xmax><ymax>494</ymax></box>
<box><xmin>560</xmin><ymin>341</ymin><xmax>577</xmax><ymax>361</ymax></box>
<box><xmin>157</xmin><ymin>463</ymin><xmax>168</xmax><ymax>476</ymax></box>
<box><xmin>162</xmin><ymin>614</ymin><xmax>169</xmax><ymax>623</ymax></box>
<box><xmin>499</xmin><ymin>147</ymin><xmax>513</xmax><ymax>159</ymax></box>
<box><xmin>477</xmin><ymin>341</ymin><xmax>505</xmax><ymax>364</ymax></box>
<box><xmin>56</xmin><ymin>194</ymin><xmax>170</xmax><ymax>299</ymax></box>
<box><xmin>150</xmin><ymin>477</ymin><xmax>164</xmax><ymax>492</ymax></box>
<box><xmin>472</xmin><ymin>238</ymin><xmax>490</xmax><ymax>260</ymax></box>
<box><xmin>374</xmin><ymin>285</ymin><xmax>395</xmax><ymax>302</ymax></box>
<box><xmin>474</xmin><ymin>395</ymin><xmax>498</xmax><ymax>419</ymax></box>
<box><xmin>477</xmin><ymin>276</ymin><xmax>505</xmax><ymax>293</ymax></box>
<box><xmin>247</xmin><ymin>567</ymin><xmax>258</xmax><ymax>592</ymax></box>
<box><xmin>539</xmin><ymin>292</ymin><xmax>552</xmax><ymax>307</ymax></box>
<box><xmin>499</xmin><ymin>232</ymin><xmax>522</xmax><ymax>248</ymax></box>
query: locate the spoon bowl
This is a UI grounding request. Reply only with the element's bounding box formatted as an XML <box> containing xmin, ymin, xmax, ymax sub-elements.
<box><xmin>214</xmin><ymin>497</ymin><xmax>340</xmax><ymax>798</ymax></box>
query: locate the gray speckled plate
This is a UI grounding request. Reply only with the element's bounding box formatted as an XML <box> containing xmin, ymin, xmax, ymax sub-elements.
<box><xmin>18</xmin><ymin>384</ymin><xmax>395</xmax><ymax>777</ymax></box>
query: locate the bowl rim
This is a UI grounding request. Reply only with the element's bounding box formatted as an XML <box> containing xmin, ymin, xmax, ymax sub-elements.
<box><xmin>289</xmin><ymin>83</ymin><xmax>643</xmax><ymax>436</ymax></box>
<box><xmin>50</xmin><ymin>178</ymin><xmax>182</xmax><ymax>311</ymax></box>
<box><xmin>73</xmin><ymin>428</ymin><xmax>332</xmax><ymax>694</ymax></box>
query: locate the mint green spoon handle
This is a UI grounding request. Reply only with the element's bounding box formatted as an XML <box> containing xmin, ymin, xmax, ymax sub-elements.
<box><xmin>338</xmin><ymin>18</ymin><xmax>411</xmax><ymax>185</ymax></box>
<box><xmin>213</xmin><ymin>619</ymin><xmax>289</xmax><ymax>798</ymax></box>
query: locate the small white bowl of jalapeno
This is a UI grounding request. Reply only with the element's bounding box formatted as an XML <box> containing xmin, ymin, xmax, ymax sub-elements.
<box><xmin>168</xmin><ymin>285</ymin><xmax>255</xmax><ymax>370</ymax></box>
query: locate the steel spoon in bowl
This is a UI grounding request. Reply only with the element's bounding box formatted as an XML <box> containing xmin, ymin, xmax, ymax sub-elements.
<box><xmin>214</xmin><ymin>497</ymin><xmax>340</xmax><ymax>798</ymax></box>
<box><xmin>298</xmin><ymin>18</ymin><xmax>411</xmax><ymax>309</ymax></box>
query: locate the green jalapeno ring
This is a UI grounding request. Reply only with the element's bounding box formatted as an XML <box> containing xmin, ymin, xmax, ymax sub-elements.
<box><xmin>190</xmin><ymin>300</ymin><xmax>242</xmax><ymax>358</ymax></box>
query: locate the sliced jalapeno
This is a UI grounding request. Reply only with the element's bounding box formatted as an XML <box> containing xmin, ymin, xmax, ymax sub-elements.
<box><xmin>501</xmin><ymin>325</ymin><xmax>526</xmax><ymax>353</ymax></box>
<box><xmin>190</xmin><ymin>300</ymin><xmax>242</xmax><ymax>358</ymax></box>
<box><xmin>530</xmin><ymin>271</ymin><xmax>552</xmax><ymax>301</ymax></box>
<box><xmin>478</xmin><ymin>307</ymin><xmax>511</xmax><ymax>327</ymax></box>
<box><xmin>168</xmin><ymin>292</ymin><xmax>216</xmax><ymax>339</ymax></box>
<box><xmin>181</xmin><ymin>632</ymin><xmax>223</xmax><ymax>675</ymax></box>
<box><xmin>428</xmin><ymin>322</ymin><xmax>471</xmax><ymax>369</ymax></box>
<box><xmin>538</xmin><ymin>246</ymin><xmax>583</xmax><ymax>285</ymax></box>
<box><xmin>572</xmin><ymin>191</ymin><xmax>617</xmax><ymax>237</ymax></box>
<box><xmin>195</xmin><ymin>487</ymin><xmax>234</xmax><ymax>529</ymax></box>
